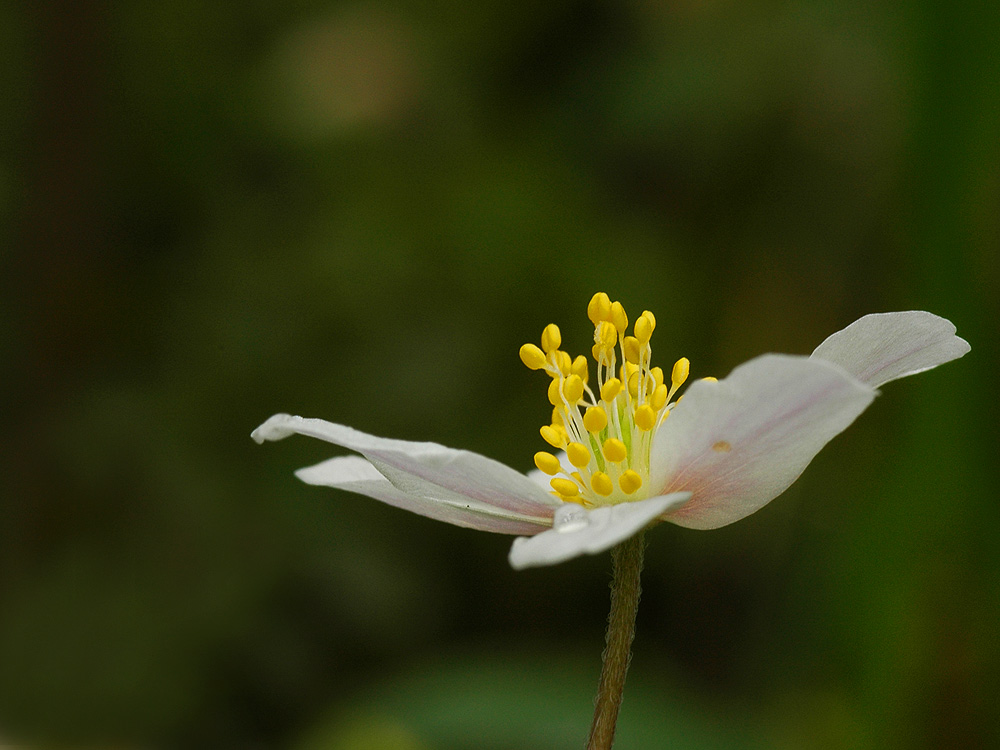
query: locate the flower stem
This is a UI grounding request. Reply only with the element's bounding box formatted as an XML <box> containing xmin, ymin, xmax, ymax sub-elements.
<box><xmin>586</xmin><ymin>531</ymin><xmax>645</xmax><ymax>750</ymax></box>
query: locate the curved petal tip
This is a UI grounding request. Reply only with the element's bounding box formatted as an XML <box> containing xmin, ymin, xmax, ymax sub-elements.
<box><xmin>251</xmin><ymin>413</ymin><xmax>298</xmax><ymax>444</ymax></box>
<box><xmin>811</xmin><ymin>311</ymin><xmax>969</xmax><ymax>388</ymax></box>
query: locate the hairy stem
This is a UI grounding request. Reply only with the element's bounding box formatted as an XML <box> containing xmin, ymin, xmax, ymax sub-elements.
<box><xmin>586</xmin><ymin>531</ymin><xmax>645</xmax><ymax>750</ymax></box>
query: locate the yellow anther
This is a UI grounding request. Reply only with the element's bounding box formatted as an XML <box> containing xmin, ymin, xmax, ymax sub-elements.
<box><xmin>563</xmin><ymin>374</ymin><xmax>584</xmax><ymax>403</ymax></box>
<box><xmin>628</xmin><ymin>370</ymin><xmax>639</xmax><ymax>399</ymax></box>
<box><xmin>610</xmin><ymin>301</ymin><xmax>628</xmax><ymax>333</ymax></box>
<box><xmin>587</xmin><ymin>292</ymin><xmax>612</xmax><ymax>324</ymax></box>
<box><xmin>622</xmin><ymin>336</ymin><xmax>641</xmax><ymax>364</ymax></box>
<box><xmin>651</xmin><ymin>383</ymin><xmax>668</xmax><ymax>410</ymax></box>
<box><xmin>627</xmin><ymin>370</ymin><xmax>652</xmax><ymax>399</ymax></box>
<box><xmin>672</xmin><ymin>357</ymin><xmax>690</xmax><ymax>387</ymax></box>
<box><xmin>619</xmin><ymin>470</ymin><xmax>642</xmax><ymax>495</ymax></box>
<box><xmin>525</xmin><ymin>299</ymin><xmax>689</xmax><ymax>490</ymax></box>
<box><xmin>591</xmin><ymin>472</ymin><xmax>614</xmax><ymax>497</ymax></box>
<box><xmin>550</xmin><ymin>477</ymin><xmax>580</xmax><ymax>497</ymax></box>
<box><xmin>547</xmin><ymin>378</ymin><xmax>563</xmax><ymax>406</ymax></box>
<box><xmin>600</xmin><ymin>378</ymin><xmax>622</xmax><ymax>402</ymax></box>
<box><xmin>603</xmin><ymin>437</ymin><xmax>627</xmax><ymax>463</ymax></box>
<box><xmin>594</xmin><ymin>321</ymin><xmax>617</xmax><ymax>349</ymax></box>
<box><xmin>540</xmin><ymin>424</ymin><xmax>566</xmax><ymax>448</ymax></box>
<box><xmin>634</xmin><ymin>315</ymin><xmax>653</xmax><ymax>344</ymax></box>
<box><xmin>541</xmin><ymin>324</ymin><xmax>562</xmax><ymax>354</ymax></box>
<box><xmin>701</xmin><ymin>376</ymin><xmax>718</xmax><ymax>382</ymax></box>
<box><xmin>534</xmin><ymin>452</ymin><xmax>562</xmax><ymax>475</ymax></box>
<box><xmin>567</xmin><ymin>442</ymin><xmax>591</xmax><ymax>468</ymax></box>
<box><xmin>583</xmin><ymin>405</ymin><xmax>608</xmax><ymax>433</ymax></box>
<box><xmin>634</xmin><ymin>404</ymin><xmax>656</xmax><ymax>431</ymax></box>
<box><xmin>519</xmin><ymin>343</ymin><xmax>547</xmax><ymax>370</ymax></box>
<box><xmin>552</xmin><ymin>350</ymin><xmax>571</xmax><ymax>375</ymax></box>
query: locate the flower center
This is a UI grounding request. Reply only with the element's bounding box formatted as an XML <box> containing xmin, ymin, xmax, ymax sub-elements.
<box><xmin>520</xmin><ymin>293</ymin><xmax>709</xmax><ymax>508</ymax></box>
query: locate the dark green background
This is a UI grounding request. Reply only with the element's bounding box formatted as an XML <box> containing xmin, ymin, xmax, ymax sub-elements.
<box><xmin>2</xmin><ymin>1</ymin><xmax>997</xmax><ymax>747</ymax></box>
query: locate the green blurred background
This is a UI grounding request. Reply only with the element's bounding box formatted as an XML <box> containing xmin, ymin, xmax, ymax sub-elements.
<box><xmin>2</xmin><ymin>0</ymin><xmax>997</xmax><ymax>747</ymax></box>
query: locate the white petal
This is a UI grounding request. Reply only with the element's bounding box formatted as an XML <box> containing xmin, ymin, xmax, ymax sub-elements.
<box><xmin>507</xmin><ymin>493</ymin><xmax>690</xmax><ymax>570</ymax></box>
<box><xmin>296</xmin><ymin>455</ymin><xmax>552</xmax><ymax>534</ymax></box>
<box><xmin>649</xmin><ymin>355</ymin><xmax>876</xmax><ymax>530</ymax></box>
<box><xmin>810</xmin><ymin>311</ymin><xmax>969</xmax><ymax>388</ymax></box>
<box><xmin>253</xmin><ymin>415</ymin><xmax>560</xmax><ymax>522</ymax></box>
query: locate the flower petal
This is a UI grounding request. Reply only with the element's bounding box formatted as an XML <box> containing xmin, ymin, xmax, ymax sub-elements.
<box><xmin>295</xmin><ymin>455</ymin><xmax>552</xmax><ymax>534</ymax></box>
<box><xmin>507</xmin><ymin>493</ymin><xmax>690</xmax><ymax>570</ymax></box>
<box><xmin>810</xmin><ymin>311</ymin><xmax>969</xmax><ymax>388</ymax></box>
<box><xmin>649</xmin><ymin>355</ymin><xmax>876</xmax><ymax>530</ymax></box>
<box><xmin>252</xmin><ymin>414</ymin><xmax>560</xmax><ymax>519</ymax></box>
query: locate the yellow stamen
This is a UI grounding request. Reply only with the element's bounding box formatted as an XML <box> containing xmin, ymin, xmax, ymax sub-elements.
<box><xmin>610</xmin><ymin>301</ymin><xmax>628</xmax><ymax>334</ymax></box>
<box><xmin>591</xmin><ymin>472</ymin><xmax>614</xmax><ymax>496</ymax></box>
<box><xmin>622</xmin><ymin>336</ymin><xmax>641</xmax><ymax>364</ymax></box>
<box><xmin>587</xmin><ymin>292</ymin><xmax>612</xmax><ymax>324</ymax></box>
<box><xmin>627</xmin><ymin>371</ymin><xmax>638</xmax><ymax>399</ymax></box>
<box><xmin>634</xmin><ymin>404</ymin><xmax>656</xmax><ymax>431</ymax></box>
<box><xmin>600</xmin><ymin>378</ymin><xmax>622</xmax><ymax>402</ymax></box>
<box><xmin>541</xmin><ymin>324</ymin><xmax>562</xmax><ymax>354</ymax></box>
<box><xmin>534</xmin><ymin>452</ymin><xmax>562</xmax><ymax>475</ymax></box>
<box><xmin>619</xmin><ymin>470</ymin><xmax>642</xmax><ymax>495</ymax></box>
<box><xmin>519</xmin><ymin>343</ymin><xmax>546</xmax><ymax>370</ymax></box>
<box><xmin>672</xmin><ymin>357</ymin><xmax>690</xmax><ymax>387</ymax></box>
<box><xmin>563</xmin><ymin>374</ymin><xmax>585</xmax><ymax>403</ymax></box>
<box><xmin>553</xmin><ymin>350</ymin><xmax>572</xmax><ymax>376</ymax></box>
<box><xmin>651</xmin><ymin>383</ymin><xmax>668</xmax><ymax>410</ymax></box>
<box><xmin>628</xmin><ymin>370</ymin><xmax>652</xmax><ymax>399</ymax></box>
<box><xmin>603</xmin><ymin>438</ymin><xmax>627</xmax><ymax>463</ymax></box>
<box><xmin>583</xmin><ymin>406</ymin><xmax>607</xmax><ymax>433</ymax></box>
<box><xmin>701</xmin><ymin>376</ymin><xmax>718</xmax><ymax>382</ymax></box>
<box><xmin>594</xmin><ymin>321</ymin><xmax>617</xmax><ymax>350</ymax></box>
<box><xmin>540</xmin><ymin>424</ymin><xmax>566</xmax><ymax>448</ymax></box>
<box><xmin>550</xmin><ymin>477</ymin><xmax>580</xmax><ymax>496</ymax></box>
<box><xmin>567</xmin><ymin>442</ymin><xmax>591</xmax><ymax>468</ymax></box>
<box><xmin>634</xmin><ymin>314</ymin><xmax>653</xmax><ymax>344</ymax></box>
<box><xmin>523</xmin><ymin>294</ymin><xmax>694</xmax><ymax>508</ymax></box>
<box><xmin>547</xmin><ymin>378</ymin><xmax>563</xmax><ymax>406</ymax></box>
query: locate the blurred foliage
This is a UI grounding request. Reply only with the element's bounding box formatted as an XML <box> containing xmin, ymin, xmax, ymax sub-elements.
<box><xmin>1</xmin><ymin>0</ymin><xmax>997</xmax><ymax>747</ymax></box>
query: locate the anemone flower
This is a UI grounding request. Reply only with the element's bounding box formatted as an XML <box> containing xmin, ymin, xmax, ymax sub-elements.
<box><xmin>253</xmin><ymin>295</ymin><xmax>968</xmax><ymax>749</ymax></box>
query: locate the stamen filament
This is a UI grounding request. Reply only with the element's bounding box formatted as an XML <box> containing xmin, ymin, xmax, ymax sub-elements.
<box><xmin>521</xmin><ymin>295</ymin><xmax>707</xmax><ymax>508</ymax></box>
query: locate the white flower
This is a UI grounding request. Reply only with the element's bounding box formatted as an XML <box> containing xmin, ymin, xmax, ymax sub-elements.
<box><xmin>252</xmin><ymin>298</ymin><xmax>968</xmax><ymax>570</ymax></box>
